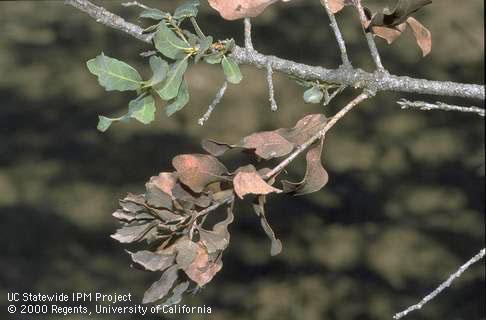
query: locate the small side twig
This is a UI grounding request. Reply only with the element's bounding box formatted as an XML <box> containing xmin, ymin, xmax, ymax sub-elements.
<box><xmin>322</xmin><ymin>0</ymin><xmax>351</xmax><ymax>67</ymax></box>
<box><xmin>198</xmin><ymin>81</ymin><xmax>228</xmax><ymax>126</ymax></box>
<box><xmin>244</xmin><ymin>17</ymin><xmax>254</xmax><ymax>51</ymax></box>
<box><xmin>121</xmin><ymin>1</ymin><xmax>150</xmax><ymax>10</ymax></box>
<box><xmin>266</xmin><ymin>62</ymin><xmax>278</xmax><ymax>111</ymax></box>
<box><xmin>393</xmin><ymin>248</ymin><xmax>486</xmax><ymax>319</ymax></box>
<box><xmin>398</xmin><ymin>99</ymin><xmax>485</xmax><ymax>117</ymax></box>
<box><xmin>354</xmin><ymin>0</ymin><xmax>384</xmax><ymax>70</ymax></box>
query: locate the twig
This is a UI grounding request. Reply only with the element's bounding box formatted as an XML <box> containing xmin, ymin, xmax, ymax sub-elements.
<box><xmin>323</xmin><ymin>84</ymin><xmax>346</xmax><ymax>106</ymax></box>
<box><xmin>322</xmin><ymin>0</ymin><xmax>351</xmax><ymax>66</ymax></box>
<box><xmin>244</xmin><ymin>17</ymin><xmax>254</xmax><ymax>51</ymax></box>
<box><xmin>354</xmin><ymin>0</ymin><xmax>384</xmax><ymax>70</ymax></box>
<box><xmin>398</xmin><ymin>99</ymin><xmax>485</xmax><ymax>117</ymax></box>
<box><xmin>393</xmin><ymin>248</ymin><xmax>486</xmax><ymax>319</ymax></box>
<box><xmin>266</xmin><ymin>62</ymin><xmax>278</xmax><ymax>111</ymax></box>
<box><xmin>65</xmin><ymin>0</ymin><xmax>485</xmax><ymax>100</ymax></box>
<box><xmin>198</xmin><ymin>81</ymin><xmax>228</xmax><ymax>126</ymax></box>
<box><xmin>121</xmin><ymin>1</ymin><xmax>149</xmax><ymax>10</ymax></box>
<box><xmin>189</xmin><ymin>194</ymin><xmax>235</xmax><ymax>239</ymax></box>
<box><xmin>263</xmin><ymin>91</ymin><xmax>373</xmax><ymax>179</ymax></box>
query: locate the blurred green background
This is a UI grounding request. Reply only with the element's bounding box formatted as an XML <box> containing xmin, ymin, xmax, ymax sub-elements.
<box><xmin>0</xmin><ymin>1</ymin><xmax>484</xmax><ymax>319</ymax></box>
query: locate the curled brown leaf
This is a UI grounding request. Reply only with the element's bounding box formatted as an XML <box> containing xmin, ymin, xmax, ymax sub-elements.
<box><xmin>172</xmin><ymin>154</ymin><xmax>228</xmax><ymax>193</ymax></box>
<box><xmin>282</xmin><ymin>138</ymin><xmax>328</xmax><ymax>195</ymax></box>
<box><xmin>233</xmin><ymin>165</ymin><xmax>281</xmax><ymax>199</ymax></box>
<box><xmin>406</xmin><ymin>16</ymin><xmax>432</xmax><ymax>57</ymax></box>
<box><xmin>183</xmin><ymin>243</ymin><xmax>223</xmax><ymax>287</ymax></box>
<box><xmin>320</xmin><ymin>0</ymin><xmax>353</xmax><ymax>14</ymax></box>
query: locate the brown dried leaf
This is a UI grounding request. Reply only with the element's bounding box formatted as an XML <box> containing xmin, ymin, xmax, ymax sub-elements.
<box><xmin>142</xmin><ymin>265</ymin><xmax>178</xmax><ymax>304</ymax></box>
<box><xmin>111</xmin><ymin>221</ymin><xmax>158</xmax><ymax>244</ymax></box>
<box><xmin>368</xmin><ymin>0</ymin><xmax>432</xmax><ymax>28</ymax></box>
<box><xmin>172</xmin><ymin>154</ymin><xmax>228</xmax><ymax>193</ymax></box>
<box><xmin>240</xmin><ymin>131</ymin><xmax>294</xmax><ymax>160</ymax></box>
<box><xmin>183</xmin><ymin>243</ymin><xmax>223</xmax><ymax>286</ymax></box>
<box><xmin>128</xmin><ymin>250</ymin><xmax>175</xmax><ymax>272</ymax></box>
<box><xmin>277</xmin><ymin>114</ymin><xmax>328</xmax><ymax>145</ymax></box>
<box><xmin>320</xmin><ymin>0</ymin><xmax>353</xmax><ymax>14</ymax></box>
<box><xmin>282</xmin><ymin>138</ymin><xmax>328</xmax><ymax>195</ymax></box>
<box><xmin>372</xmin><ymin>23</ymin><xmax>406</xmax><ymax>44</ymax></box>
<box><xmin>252</xmin><ymin>195</ymin><xmax>282</xmax><ymax>256</ymax></box>
<box><xmin>233</xmin><ymin>165</ymin><xmax>281</xmax><ymax>199</ymax></box>
<box><xmin>199</xmin><ymin>203</ymin><xmax>234</xmax><ymax>253</ymax></box>
<box><xmin>175</xmin><ymin>238</ymin><xmax>200</xmax><ymax>269</ymax></box>
<box><xmin>406</xmin><ymin>17</ymin><xmax>432</xmax><ymax>57</ymax></box>
<box><xmin>201</xmin><ymin>139</ymin><xmax>234</xmax><ymax>157</ymax></box>
<box><xmin>172</xmin><ymin>182</ymin><xmax>212</xmax><ymax>208</ymax></box>
<box><xmin>148</xmin><ymin>172</ymin><xmax>178</xmax><ymax>198</ymax></box>
<box><xmin>208</xmin><ymin>0</ymin><xmax>281</xmax><ymax>20</ymax></box>
<box><xmin>145</xmin><ymin>183</ymin><xmax>173</xmax><ymax>210</ymax></box>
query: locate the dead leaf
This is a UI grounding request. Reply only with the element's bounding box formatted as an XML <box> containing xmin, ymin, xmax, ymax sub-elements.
<box><xmin>372</xmin><ymin>23</ymin><xmax>406</xmax><ymax>44</ymax></box>
<box><xmin>128</xmin><ymin>250</ymin><xmax>175</xmax><ymax>272</ymax></box>
<box><xmin>208</xmin><ymin>0</ymin><xmax>283</xmax><ymax>20</ymax></box>
<box><xmin>148</xmin><ymin>172</ymin><xmax>178</xmax><ymax>198</ymax></box>
<box><xmin>241</xmin><ymin>131</ymin><xmax>294</xmax><ymax>160</ymax></box>
<box><xmin>406</xmin><ymin>16</ymin><xmax>432</xmax><ymax>56</ymax></box>
<box><xmin>368</xmin><ymin>0</ymin><xmax>432</xmax><ymax>28</ymax></box>
<box><xmin>320</xmin><ymin>0</ymin><xmax>353</xmax><ymax>14</ymax></box>
<box><xmin>277</xmin><ymin>114</ymin><xmax>328</xmax><ymax>145</ymax></box>
<box><xmin>145</xmin><ymin>183</ymin><xmax>173</xmax><ymax>210</ymax></box>
<box><xmin>172</xmin><ymin>154</ymin><xmax>228</xmax><ymax>193</ymax></box>
<box><xmin>233</xmin><ymin>165</ymin><xmax>281</xmax><ymax>199</ymax></box>
<box><xmin>183</xmin><ymin>243</ymin><xmax>223</xmax><ymax>286</ymax></box>
<box><xmin>142</xmin><ymin>265</ymin><xmax>178</xmax><ymax>304</ymax></box>
<box><xmin>282</xmin><ymin>138</ymin><xmax>328</xmax><ymax>195</ymax></box>
<box><xmin>199</xmin><ymin>203</ymin><xmax>234</xmax><ymax>253</ymax></box>
<box><xmin>252</xmin><ymin>195</ymin><xmax>282</xmax><ymax>256</ymax></box>
<box><xmin>111</xmin><ymin>221</ymin><xmax>158</xmax><ymax>244</ymax></box>
<box><xmin>201</xmin><ymin>139</ymin><xmax>234</xmax><ymax>157</ymax></box>
<box><xmin>172</xmin><ymin>182</ymin><xmax>212</xmax><ymax>208</ymax></box>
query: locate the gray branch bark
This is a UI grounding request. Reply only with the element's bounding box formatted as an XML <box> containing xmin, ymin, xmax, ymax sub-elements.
<box><xmin>65</xmin><ymin>0</ymin><xmax>484</xmax><ymax>101</ymax></box>
<box><xmin>398</xmin><ymin>99</ymin><xmax>485</xmax><ymax>117</ymax></box>
<box><xmin>393</xmin><ymin>248</ymin><xmax>486</xmax><ymax>319</ymax></box>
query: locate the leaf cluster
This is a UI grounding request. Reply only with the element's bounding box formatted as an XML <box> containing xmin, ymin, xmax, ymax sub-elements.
<box><xmin>86</xmin><ymin>0</ymin><xmax>243</xmax><ymax>132</ymax></box>
<box><xmin>112</xmin><ymin>113</ymin><xmax>330</xmax><ymax>304</ymax></box>
<box><xmin>325</xmin><ymin>0</ymin><xmax>433</xmax><ymax>57</ymax></box>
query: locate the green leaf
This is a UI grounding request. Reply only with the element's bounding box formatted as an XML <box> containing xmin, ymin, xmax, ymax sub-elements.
<box><xmin>183</xmin><ymin>30</ymin><xmax>199</xmax><ymax>47</ymax></box>
<box><xmin>195</xmin><ymin>36</ymin><xmax>213</xmax><ymax>63</ymax></box>
<box><xmin>128</xmin><ymin>95</ymin><xmax>156</xmax><ymax>124</ymax></box>
<box><xmin>221</xmin><ymin>56</ymin><xmax>242</xmax><ymax>84</ymax></box>
<box><xmin>154</xmin><ymin>58</ymin><xmax>189</xmax><ymax>101</ymax></box>
<box><xmin>204</xmin><ymin>53</ymin><xmax>222</xmax><ymax>64</ymax></box>
<box><xmin>303</xmin><ymin>86</ymin><xmax>324</xmax><ymax>104</ymax></box>
<box><xmin>86</xmin><ymin>53</ymin><xmax>142</xmax><ymax>91</ymax></box>
<box><xmin>165</xmin><ymin>80</ymin><xmax>190</xmax><ymax>116</ymax></box>
<box><xmin>147</xmin><ymin>56</ymin><xmax>169</xmax><ymax>86</ymax></box>
<box><xmin>97</xmin><ymin>116</ymin><xmax>114</xmax><ymax>132</ymax></box>
<box><xmin>154</xmin><ymin>22</ymin><xmax>190</xmax><ymax>60</ymax></box>
<box><xmin>140</xmin><ymin>8</ymin><xmax>167</xmax><ymax>20</ymax></box>
<box><xmin>173</xmin><ymin>0</ymin><xmax>200</xmax><ymax>20</ymax></box>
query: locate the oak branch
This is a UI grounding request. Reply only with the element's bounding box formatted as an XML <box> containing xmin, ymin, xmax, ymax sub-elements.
<box><xmin>65</xmin><ymin>0</ymin><xmax>484</xmax><ymax>101</ymax></box>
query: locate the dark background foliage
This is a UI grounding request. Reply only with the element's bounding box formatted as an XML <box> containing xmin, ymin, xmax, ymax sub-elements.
<box><xmin>0</xmin><ymin>1</ymin><xmax>484</xmax><ymax>319</ymax></box>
